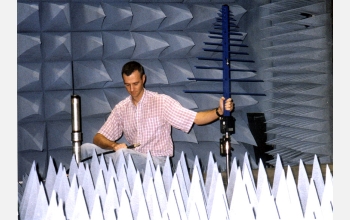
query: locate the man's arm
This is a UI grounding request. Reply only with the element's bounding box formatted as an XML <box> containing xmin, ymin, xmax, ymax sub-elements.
<box><xmin>93</xmin><ymin>133</ymin><xmax>127</xmax><ymax>151</ymax></box>
<box><xmin>193</xmin><ymin>97</ymin><xmax>234</xmax><ymax>125</ymax></box>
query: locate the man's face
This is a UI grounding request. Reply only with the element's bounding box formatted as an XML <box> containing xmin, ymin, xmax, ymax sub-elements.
<box><xmin>123</xmin><ymin>70</ymin><xmax>145</xmax><ymax>101</ymax></box>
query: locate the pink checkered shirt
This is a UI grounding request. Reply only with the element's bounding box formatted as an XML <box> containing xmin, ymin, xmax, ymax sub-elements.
<box><xmin>98</xmin><ymin>89</ymin><xmax>197</xmax><ymax>157</ymax></box>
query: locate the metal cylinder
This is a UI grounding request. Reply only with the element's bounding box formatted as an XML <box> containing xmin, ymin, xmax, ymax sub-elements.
<box><xmin>71</xmin><ymin>95</ymin><xmax>82</xmax><ymax>163</ymax></box>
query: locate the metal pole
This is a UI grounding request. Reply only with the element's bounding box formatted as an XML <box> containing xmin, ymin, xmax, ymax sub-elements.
<box><xmin>222</xmin><ymin>4</ymin><xmax>232</xmax><ymax>181</ymax></box>
<box><xmin>225</xmin><ymin>133</ymin><xmax>230</xmax><ymax>178</ymax></box>
<box><xmin>71</xmin><ymin>95</ymin><xmax>82</xmax><ymax>163</ymax></box>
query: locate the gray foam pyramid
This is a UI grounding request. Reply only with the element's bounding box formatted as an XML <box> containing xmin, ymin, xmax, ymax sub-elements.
<box><xmin>17</xmin><ymin>1</ymin><xmax>333</xmax><ymax>187</ymax></box>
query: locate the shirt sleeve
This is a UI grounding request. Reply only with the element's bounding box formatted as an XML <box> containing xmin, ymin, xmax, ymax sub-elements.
<box><xmin>162</xmin><ymin>95</ymin><xmax>197</xmax><ymax>133</ymax></box>
<box><xmin>98</xmin><ymin>105</ymin><xmax>123</xmax><ymax>141</ymax></box>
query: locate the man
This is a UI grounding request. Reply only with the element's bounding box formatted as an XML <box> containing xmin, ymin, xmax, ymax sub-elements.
<box><xmin>81</xmin><ymin>61</ymin><xmax>235</xmax><ymax>170</ymax></box>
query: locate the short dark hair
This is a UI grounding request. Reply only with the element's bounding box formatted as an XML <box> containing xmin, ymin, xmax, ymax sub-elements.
<box><xmin>121</xmin><ymin>61</ymin><xmax>145</xmax><ymax>76</ymax></box>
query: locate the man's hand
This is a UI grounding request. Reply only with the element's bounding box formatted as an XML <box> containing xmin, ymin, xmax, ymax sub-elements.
<box><xmin>93</xmin><ymin>133</ymin><xmax>127</xmax><ymax>151</ymax></box>
<box><xmin>194</xmin><ymin>97</ymin><xmax>235</xmax><ymax>125</ymax></box>
<box><xmin>112</xmin><ymin>142</ymin><xmax>127</xmax><ymax>151</ymax></box>
<box><xmin>218</xmin><ymin>97</ymin><xmax>235</xmax><ymax>115</ymax></box>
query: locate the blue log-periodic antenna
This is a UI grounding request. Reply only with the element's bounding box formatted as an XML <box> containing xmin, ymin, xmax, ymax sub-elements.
<box><xmin>184</xmin><ymin>4</ymin><xmax>265</xmax><ymax>179</ymax></box>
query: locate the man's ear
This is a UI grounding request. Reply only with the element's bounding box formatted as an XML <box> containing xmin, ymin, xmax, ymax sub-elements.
<box><xmin>142</xmin><ymin>74</ymin><xmax>146</xmax><ymax>85</ymax></box>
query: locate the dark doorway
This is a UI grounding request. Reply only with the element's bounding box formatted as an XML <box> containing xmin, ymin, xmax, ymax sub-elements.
<box><xmin>247</xmin><ymin>113</ymin><xmax>274</xmax><ymax>167</ymax></box>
